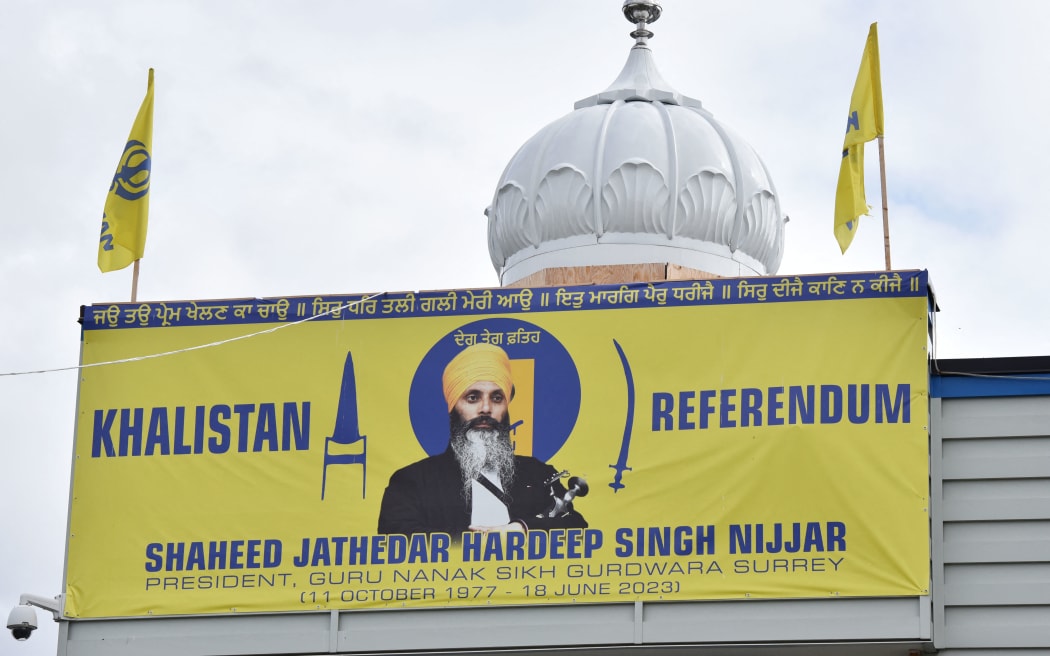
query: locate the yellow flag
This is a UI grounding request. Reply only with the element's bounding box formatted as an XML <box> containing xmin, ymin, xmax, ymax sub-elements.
<box><xmin>99</xmin><ymin>69</ymin><xmax>154</xmax><ymax>273</ymax></box>
<box><xmin>834</xmin><ymin>24</ymin><xmax>884</xmax><ymax>253</ymax></box>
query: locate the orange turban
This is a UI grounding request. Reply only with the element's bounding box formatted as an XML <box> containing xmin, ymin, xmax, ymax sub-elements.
<box><xmin>442</xmin><ymin>343</ymin><xmax>513</xmax><ymax>412</ymax></box>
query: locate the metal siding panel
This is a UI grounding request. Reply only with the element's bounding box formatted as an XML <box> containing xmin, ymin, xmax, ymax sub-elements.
<box><xmin>65</xmin><ymin>613</ymin><xmax>331</xmax><ymax>656</ymax></box>
<box><xmin>59</xmin><ymin>599</ymin><xmax>929</xmax><ymax>655</ymax></box>
<box><xmin>943</xmin><ymin>563</ymin><xmax>1050</xmax><ymax>585</ymax></box>
<box><xmin>944</xmin><ymin>583</ymin><xmax>1050</xmax><ymax>606</ymax></box>
<box><xmin>943</xmin><ymin>606</ymin><xmax>1050</xmax><ymax>648</ymax></box>
<box><xmin>940</xmin><ymin>397</ymin><xmax>1050</xmax><ymax>439</ymax></box>
<box><xmin>942</xmin><ymin>520</ymin><xmax>1050</xmax><ymax>563</ymax></box>
<box><xmin>942</xmin><ymin>436</ymin><xmax>1050</xmax><ymax>480</ymax></box>
<box><xmin>941</xmin><ymin>479</ymin><xmax>1050</xmax><ymax>521</ymax></box>
<box><xmin>934</xmin><ymin>395</ymin><xmax>1050</xmax><ymax>652</ymax></box>
<box><xmin>945</xmin><ymin>455</ymin><xmax>1050</xmax><ymax>480</ymax></box>
<box><xmin>339</xmin><ymin>603</ymin><xmax>637</xmax><ymax>651</ymax></box>
<box><xmin>942</xmin><ymin>500</ymin><xmax>1048</xmax><ymax>522</ymax></box>
<box><xmin>943</xmin><ymin>563</ymin><xmax>1050</xmax><ymax>605</ymax></box>
<box><xmin>640</xmin><ymin>598</ymin><xmax>926</xmax><ymax>643</ymax></box>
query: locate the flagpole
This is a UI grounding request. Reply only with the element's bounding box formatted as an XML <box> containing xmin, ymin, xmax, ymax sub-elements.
<box><xmin>877</xmin><ymin>134</ymin><xmax>891</xmax><ymax>271</ymax></box>
<box><xmin>131</xmin><ymin>259</ymin><xmax>140</xmax><ymax>302</ymax></box>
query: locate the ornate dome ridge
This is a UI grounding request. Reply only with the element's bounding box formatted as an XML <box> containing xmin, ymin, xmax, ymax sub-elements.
<box><xmin>486</xmin><ymin>2</ymin><xmax>786</xmax><ymax>285</ymax></box>
<box><xmin>574</xmin><ymin>44</ymin><xmax>701</xmax><ymax>110</ymax></box>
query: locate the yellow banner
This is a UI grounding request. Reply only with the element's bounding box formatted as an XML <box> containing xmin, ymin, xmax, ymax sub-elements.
<box><xmin>66</xmin><ymin>273</ymin><xmax>930</xmax><ymax>618</ymax></box>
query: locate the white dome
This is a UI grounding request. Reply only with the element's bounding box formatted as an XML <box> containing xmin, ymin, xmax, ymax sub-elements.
<box><xmin>486</xmin><ymin>42</ymin><xmax>785</xmax><ymax>285</ymax></box>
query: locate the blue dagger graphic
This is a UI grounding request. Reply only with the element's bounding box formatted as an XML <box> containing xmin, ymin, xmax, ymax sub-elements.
<box><xmin>609</xmin><ymin>339</ymin><xmax>635</xmax><ymax>492</ymax></box>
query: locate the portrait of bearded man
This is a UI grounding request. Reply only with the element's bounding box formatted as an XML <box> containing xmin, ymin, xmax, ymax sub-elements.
<box><xmin>377</xmin><ymin>342</ymin><xmax>587</xmax><ymax>537</ymax></box>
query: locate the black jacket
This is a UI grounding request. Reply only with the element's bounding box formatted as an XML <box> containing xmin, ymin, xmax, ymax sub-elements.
<box><xmin>377</xmin><ymin>450</ymin><xmax>587</xmax><ymax>536</ymax></box>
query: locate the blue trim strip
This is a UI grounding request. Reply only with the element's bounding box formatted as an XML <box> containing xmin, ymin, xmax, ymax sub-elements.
<box><xmin>82</xmin><ymin>270</ymin><xmax>928</xmax><ymax>331</ymax></box>
<box><xmin>931</xmin><ymin>372</ymin><xmax>1050</xmax><ymax>399</ymax></box>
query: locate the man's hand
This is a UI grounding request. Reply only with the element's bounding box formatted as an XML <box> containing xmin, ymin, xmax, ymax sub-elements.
<box><xmin>468</xmin><ymin>521</ymin><xmax>525</xmax><ymax>534</ymax></box>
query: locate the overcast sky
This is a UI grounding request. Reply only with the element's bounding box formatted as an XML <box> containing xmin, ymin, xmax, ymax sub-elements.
<box><xmin>2</xmin><ymin>1</ymin><xmax>1048</xmax><ymax>653</ymax></box>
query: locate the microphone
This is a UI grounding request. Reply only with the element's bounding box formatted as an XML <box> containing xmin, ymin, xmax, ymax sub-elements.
<box><xmin>543</xmin><ymin>472</ymin><xmax>589</xmax><ymax>518</ymax></box>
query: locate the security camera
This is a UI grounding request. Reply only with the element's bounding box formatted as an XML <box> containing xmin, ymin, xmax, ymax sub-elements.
<box><xmin>7</xmin><ymin>605</ymin><xmax>37</xmax><ymax>641</ymax></box>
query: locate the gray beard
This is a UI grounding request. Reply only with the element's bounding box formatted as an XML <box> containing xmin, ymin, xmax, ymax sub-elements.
<box><xmin>450</xmin><ymin>422</ymin><xmax>516</xmax><ymax>502</ymax></box>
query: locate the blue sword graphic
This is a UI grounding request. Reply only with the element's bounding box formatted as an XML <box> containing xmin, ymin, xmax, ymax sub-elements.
<box><xmin>609</xmin><ymin>339</ymin><xmax>635</xmax><ymax>492</ymax></box>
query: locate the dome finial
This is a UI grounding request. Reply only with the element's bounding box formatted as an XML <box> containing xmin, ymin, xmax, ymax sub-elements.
<box><xmin>622</xmin><ymin>0</ymin><xmax>662</xmax><ymax>46</ymax></box>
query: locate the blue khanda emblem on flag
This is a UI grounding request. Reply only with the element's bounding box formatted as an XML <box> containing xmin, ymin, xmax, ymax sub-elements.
<box><xmin>99</xmin><ymin>140</ymin><xmax>152</xmax><ymax>255</ymax></box>
<box><xmin>111</xmin><ymin>139</ymin><xmax>151</xmax><ymax>200</ymax></box>
<box><xmin>409</xmin><ymin>319</ymin><xmax>581</xmax><ymax>461</ymax></box>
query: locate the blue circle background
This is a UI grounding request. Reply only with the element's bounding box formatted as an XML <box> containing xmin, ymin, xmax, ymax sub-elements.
<box><xmin>409</xmin><ymin>318</ymin><xmax>581</xmax><ymax>461</ymax></box>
